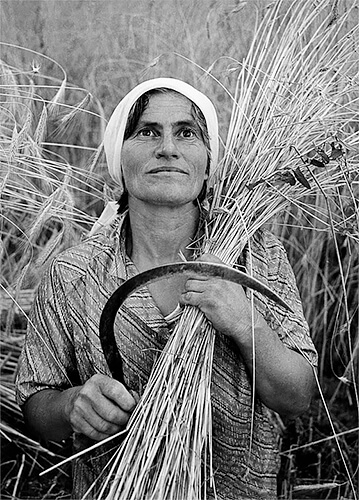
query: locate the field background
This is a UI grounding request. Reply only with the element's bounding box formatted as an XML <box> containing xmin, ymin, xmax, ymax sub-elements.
<box><xmin>1</xmin><ymin>1</ymin><xmax>358</xmax><ymax>499</ymax></box>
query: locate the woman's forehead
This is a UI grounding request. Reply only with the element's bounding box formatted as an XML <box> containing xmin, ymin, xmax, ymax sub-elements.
<box><xmin>141</xmin><ymin>92</ymin><xmax>194</xmax><ymax>123</ymax></box>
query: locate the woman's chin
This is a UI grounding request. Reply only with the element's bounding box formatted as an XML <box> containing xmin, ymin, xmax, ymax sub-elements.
<box><xmin>130</xmin><ymin>189</ymin><xmax>199</xmax><ymax>209</ymax></box>
<box><xmin>149</xmin><ymin>197</ymin><xmax>195</xmax><ymax>208</ymax></box>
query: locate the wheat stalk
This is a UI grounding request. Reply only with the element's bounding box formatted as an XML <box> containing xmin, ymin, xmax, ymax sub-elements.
<box><xmin>1</xmin><ymin>52</ymin><xmax>107</xmax><ymax>297</ymax></box>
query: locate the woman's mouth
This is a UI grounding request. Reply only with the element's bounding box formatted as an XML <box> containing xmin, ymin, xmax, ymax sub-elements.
<box><xmin>148</xmin><ymin>167</ymin><xmax>187</xmax><ymax>174</ymax></box>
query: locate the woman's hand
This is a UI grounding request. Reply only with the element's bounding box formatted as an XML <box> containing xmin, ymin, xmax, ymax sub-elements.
<box><xmin>23</xmin><ymin>374</ymin><xmax>138</xmax><ymax>443</ymax></box>
<box><xmin>65</xmin><ymin>374</ymin><xmax>138</xmax><ymax>441</ymax></box>
<box><xmin>179</xmin><ymin>254</ymin><xmax>259</xmax><ymax>342</ymax></box>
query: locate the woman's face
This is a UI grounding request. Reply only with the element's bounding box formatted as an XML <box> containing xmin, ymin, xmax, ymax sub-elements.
<box><xmin>121</xmin><ymin>92</ymin><xmax>208</xmax><ymax>209</ymax></box>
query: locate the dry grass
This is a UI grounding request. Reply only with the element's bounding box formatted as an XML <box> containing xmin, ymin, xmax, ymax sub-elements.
<box><xmin>1</xmin><ymin>0</ymin><xmax>358</xmax><ymax>498</ymax></box>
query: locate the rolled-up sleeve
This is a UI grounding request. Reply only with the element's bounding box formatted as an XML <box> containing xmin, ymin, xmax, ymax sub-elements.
<box><xmin>247</xmin><ymin>230</ymin><xmax>318</xmax><ymax>367</ymax></box>
<box><xmin>16</xmin><ymin>261</ymin><xmax>80</xmax><ymax>406</ymax></box>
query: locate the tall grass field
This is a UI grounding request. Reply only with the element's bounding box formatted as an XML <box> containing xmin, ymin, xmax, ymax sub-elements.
<box><xmin>1</xmin><ymin>0</ymin><xmax>358</xmax><ymax>498</ymax></box>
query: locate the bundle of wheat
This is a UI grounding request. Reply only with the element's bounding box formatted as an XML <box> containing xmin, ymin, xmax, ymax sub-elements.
<box><xmin>93</xmin><ymin>1</ymin><xmax>358</xmax><ymax>498</ymax></box>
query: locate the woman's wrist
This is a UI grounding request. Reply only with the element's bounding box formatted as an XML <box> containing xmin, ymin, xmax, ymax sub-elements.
<box><xmin>229</xmin><ymin>309</ymin><xmax>268</xmax><ymax>352</ymax></box>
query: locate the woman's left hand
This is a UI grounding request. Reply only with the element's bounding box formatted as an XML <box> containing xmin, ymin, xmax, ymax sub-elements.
<box><xmin>179</xmin><ymin>253</ymin><xmax>259</xmax><ymax>341</ymax></box>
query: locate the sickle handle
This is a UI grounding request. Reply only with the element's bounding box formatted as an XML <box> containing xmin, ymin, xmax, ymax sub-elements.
<box><xmin>99</xmin><ymin>261</ymin><xmax>293</xmax><ymax>383</ymax></box>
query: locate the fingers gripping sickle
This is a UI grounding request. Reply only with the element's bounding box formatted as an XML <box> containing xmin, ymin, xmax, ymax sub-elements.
<box><xmin>99</xmin><ymin>262</ymin><xmax>293</xmax><ymax>384</ymax></box>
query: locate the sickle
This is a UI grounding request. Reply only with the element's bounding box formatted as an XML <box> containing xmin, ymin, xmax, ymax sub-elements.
<box><xmin>99</xmin><ymin>261</ymin><xmax>294</xmax><ymax>383</ymax></box>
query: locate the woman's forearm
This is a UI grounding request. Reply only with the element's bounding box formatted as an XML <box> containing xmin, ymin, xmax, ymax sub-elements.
<box><xmin>22</xmin><ymin>387</ymin><xmax>80</xmax><ymax>442</ymax></box>
<box><xmin>232</xmin><ymin>315</ymin><xmax>316</xmax><ymax>418</ymax></box>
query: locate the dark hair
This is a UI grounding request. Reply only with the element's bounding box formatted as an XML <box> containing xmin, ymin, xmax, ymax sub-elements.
<box><xmin>118</xmin><ymin>88</ymin><xmax>211</xmax><ymax>212</ymax></box>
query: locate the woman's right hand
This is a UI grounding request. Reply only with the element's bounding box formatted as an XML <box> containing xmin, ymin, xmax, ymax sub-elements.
<box><xmin>65</xmin><ymin>374</ymin><xmax>138</xmax><ymax>441</ymax></box>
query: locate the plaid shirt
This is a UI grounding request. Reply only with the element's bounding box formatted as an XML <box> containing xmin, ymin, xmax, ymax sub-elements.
<box><xmin>16</xmin><ymin>213</ymin><xmax>317</xmax><ymax>499</ymax></box>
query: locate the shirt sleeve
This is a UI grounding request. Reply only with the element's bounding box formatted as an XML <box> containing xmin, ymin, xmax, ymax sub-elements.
<box><xmin>246</xmin><ymin>230</ymin><xmax>318</xmax><ymax>367</ymax></box>
<box><xmin>15</xmin><ymin>260</ymin><xmax>81</xmax><ymax>406</ymax></box>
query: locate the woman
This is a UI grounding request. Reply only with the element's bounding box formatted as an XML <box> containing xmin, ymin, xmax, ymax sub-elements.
<box><xmin>16</xmin><ymin>78</ymin><xmax>317</xmax><ymax>499</ymax></box>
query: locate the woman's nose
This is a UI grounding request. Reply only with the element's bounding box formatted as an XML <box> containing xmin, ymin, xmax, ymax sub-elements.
<box><xmin>155</xmin><ymin>133</ymin><xmax>180</xmax><ymax>159</ymax></box>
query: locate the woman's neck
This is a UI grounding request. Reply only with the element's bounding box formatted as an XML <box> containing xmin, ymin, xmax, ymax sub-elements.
<box><xmin>127</xmin><ymin>199</ymin><xmax>199</xmax><ymax>271</ymax></box>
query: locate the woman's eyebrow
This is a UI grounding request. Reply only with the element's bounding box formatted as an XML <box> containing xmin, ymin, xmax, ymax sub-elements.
<box><xmin>136</xmin><ymin>119</ymin><xmax>199</xmax><ymax>129</ymax></box>
<box><xmin>175</xmin><ymin>120</ymin><xmax>199</xmax><ymax>129</ymax></box>
<box><xmin>136</xmin><ymin>120</ymin><xmax>159</xmax><ymax>128</ymax></box>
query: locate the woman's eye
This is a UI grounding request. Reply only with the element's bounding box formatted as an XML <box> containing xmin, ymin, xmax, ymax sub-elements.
<box><xmin>179</xmin><ymin>128</ymin><xmax>196</xmax><ymax>138</ymax></box>
<box><xmin>137</xmin><ymin>128</ymin><xmax>156</xmax><ymax>137</ymax></box>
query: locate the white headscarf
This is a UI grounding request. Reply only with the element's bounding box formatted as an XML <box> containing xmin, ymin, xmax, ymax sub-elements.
<box><xmin>89</xmin><ymin>78</ymin><xmax>219</xmax><ymax>236</ymax></box>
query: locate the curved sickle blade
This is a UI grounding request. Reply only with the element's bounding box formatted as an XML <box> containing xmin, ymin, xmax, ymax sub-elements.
<box><xmin>99</xmin><ymin>261</ymin><xmax>294</xmax><ymax>383</ymax></box>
